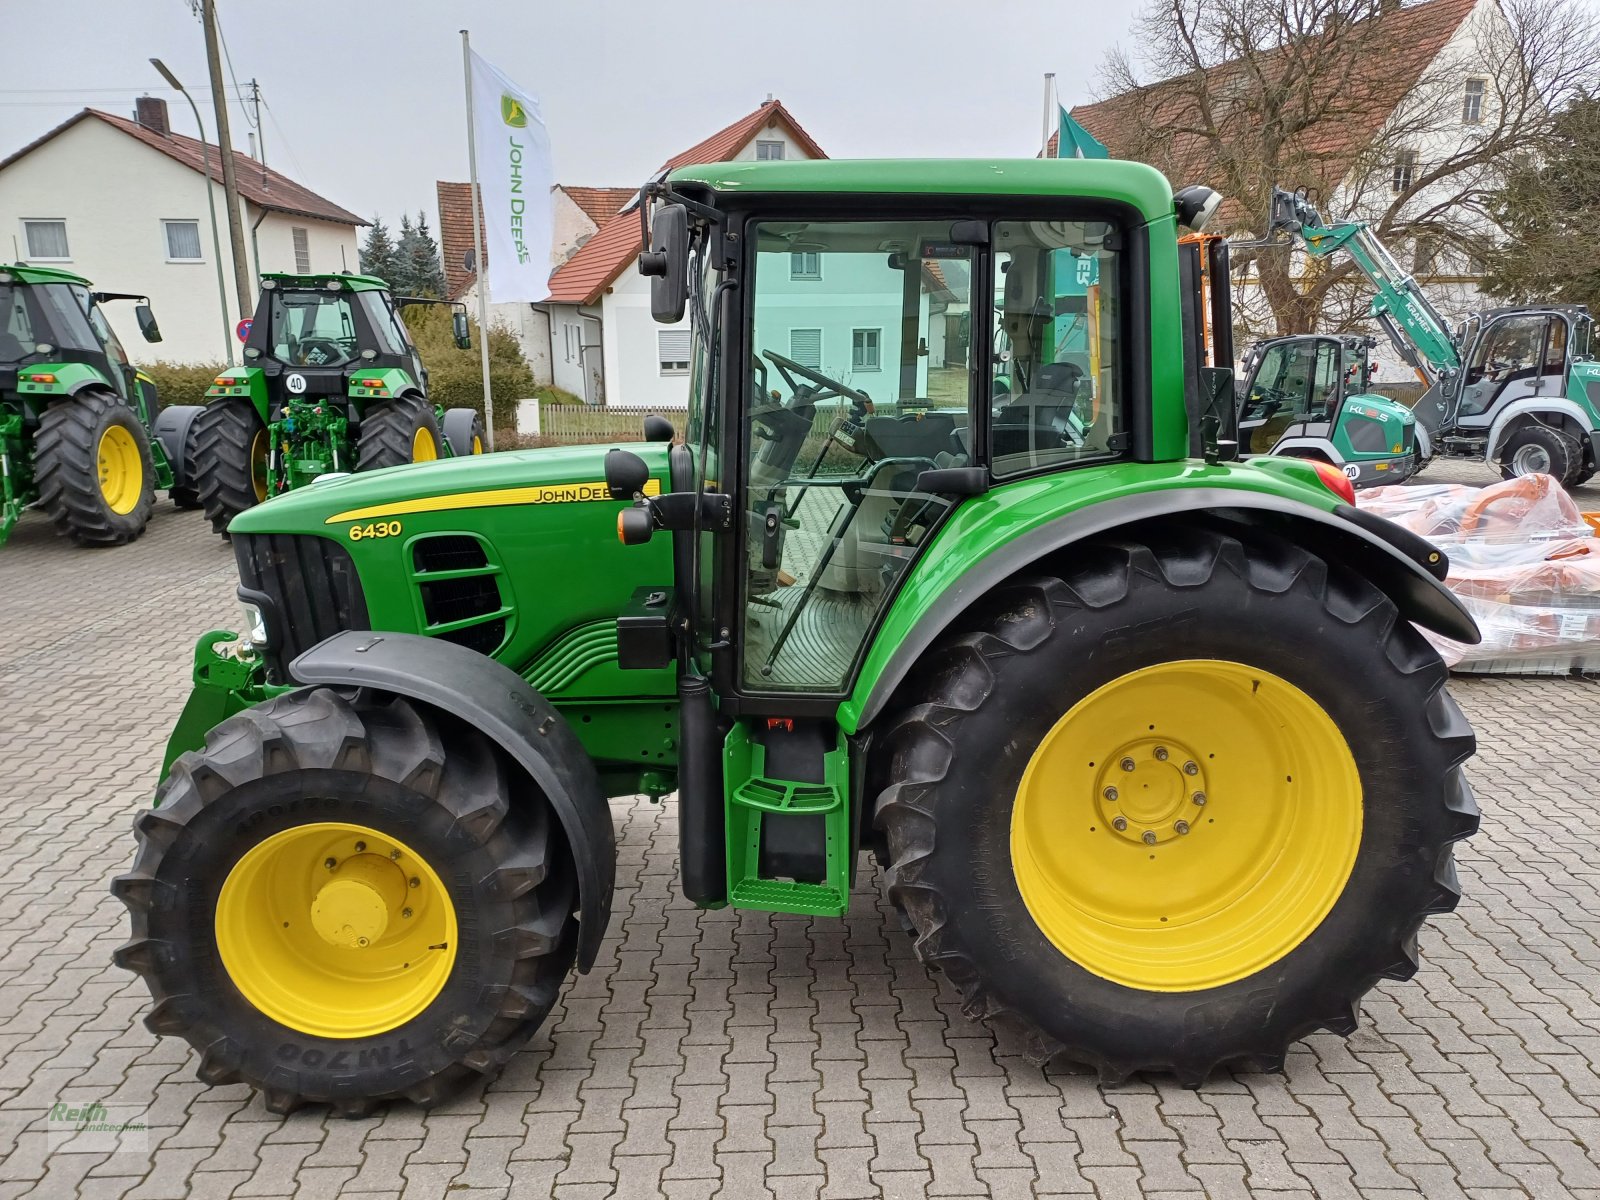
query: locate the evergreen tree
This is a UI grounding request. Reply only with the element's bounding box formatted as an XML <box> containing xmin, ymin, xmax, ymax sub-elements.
<box><xmin>1483</xmin><ymin>91</ymin><xmax>1600</xmax><ymax>317</ymax></box>
<box><xmin>405</xmin><ymin>211</ymin><xmax>446</xmax><ymax>298</ymax></box>
<box><xmin>392</xmin><ymin>213</ymin><xmax>420</xmax><ymax>294</ymax></box>
<box><xmin>358</xmin><ymin>216</ymin><xmax>399</xmax><ymax>285</ymax></box>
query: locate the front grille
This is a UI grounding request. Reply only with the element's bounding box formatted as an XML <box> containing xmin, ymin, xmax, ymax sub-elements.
<box><xmin>413</xmin><ymin>535</ymin><xmax>488</xmax><ymax>573</ymax></box>
<box><xmin>234</xmin><ymin>533</ymin><xmax>369</xmax><ymax>682</ymax></box>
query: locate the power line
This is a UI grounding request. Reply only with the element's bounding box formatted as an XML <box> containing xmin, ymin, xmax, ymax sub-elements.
<box><xmin>259</xmin><ymin>97</ymin><xmax>307</xmax><ymax>180</ymax></box>
<box><xmin>214</xmin><ymin>6</ymin><xmax>258</xmax><ymax>129</ymax></box>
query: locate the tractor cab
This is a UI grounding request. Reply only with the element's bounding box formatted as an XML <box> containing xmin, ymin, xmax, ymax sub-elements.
<box><xmin>1236</xmin><ymin>333</ymin><xmax>1418</xmax><ymax>487</ymax></box>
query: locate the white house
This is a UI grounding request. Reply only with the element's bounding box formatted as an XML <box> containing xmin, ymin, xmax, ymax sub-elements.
<box><xmin>0</xmin><ymin>98</ymin><xmax>365</xmax><ymax>365</ymax></box>
<box><xmin>438</xmin><ymin>98</ymin><xmax>827</xmax><ymax>409</ymax></box>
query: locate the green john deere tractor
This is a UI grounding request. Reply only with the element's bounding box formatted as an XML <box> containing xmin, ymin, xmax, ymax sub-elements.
<box><xmin>162</xmin><ymin>273</ymin><xmax>486</xmax><ymax>535</ymax></box>
<box><xmin>1237</xmin><ymin>334</ymin><xmax>1420</xmax><ymax>489</ymax></box>
<box><xmin>1</xmin><ymin>264</ymin><xmax>180</xmax><ymax>547</ymax></box>
<box><xmin>116</xmin><ymin>159</ymin><xmax>1481</xmax><ymax>1113</ymax></box>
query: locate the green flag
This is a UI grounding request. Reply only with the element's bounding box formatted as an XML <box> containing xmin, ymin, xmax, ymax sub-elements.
<box><xmin>1057</xmin><ymin>106</ymin><xmax>1109</xmax><ymax>159</ymax></box>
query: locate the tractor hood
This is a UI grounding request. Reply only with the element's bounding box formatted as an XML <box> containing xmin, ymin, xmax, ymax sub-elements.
<box><xmin>230</xmin><ymin>441</ymin><xmax>672</xmax><ymax>537</ymax></box>
<box><xmin>227</xmin><ymin>441</ymin><xmax>675</xmax><ymax>685</ymax></box>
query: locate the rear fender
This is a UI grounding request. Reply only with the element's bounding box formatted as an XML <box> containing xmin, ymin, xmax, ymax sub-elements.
<box><xmin>17</xmin><ymin>361</ymin><xmax>112</xmax><ymax>401</ymax></box>
<box><xmin>1485</xmin><ymin>398</ymin><xmax>1596</xmax><ymax>459</ymax></box>
<box><xmin>206</xmin><ymin>367</ymin><xmax>270</xmax><ymax>426</ymax></box>
<box><xmin>843</xmin><ymin>488</ymin><xmax>1478</xmax><ymax>733</ymax></box>
<box><xmin>289</xmin><ymin>630</ymin><xmax>616</xmax><ymax>971</ymax></box>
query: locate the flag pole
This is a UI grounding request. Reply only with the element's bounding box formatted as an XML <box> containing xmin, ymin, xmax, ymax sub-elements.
<box><xmin>461</xmin><ymin>29</ymin><xmax>497</xmax><ymax>451</ymax></box>
<box><xmin>1042</xmin><ymin>72</ymin><xmax>1055</xmax><ymax>156</ymax></box>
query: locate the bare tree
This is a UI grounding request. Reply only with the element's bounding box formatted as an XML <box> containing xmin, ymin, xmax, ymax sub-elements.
<box><xmin>1097</xmin><ymin>0</ymin><xmax>1600</xmax><ymax>343</ymax></box>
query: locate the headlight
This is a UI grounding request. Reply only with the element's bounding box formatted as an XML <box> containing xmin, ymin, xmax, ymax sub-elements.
<box><xmin>238</xmin><ymin>601</ymin><xmax>269</xmax><ymax>649</ymax></box>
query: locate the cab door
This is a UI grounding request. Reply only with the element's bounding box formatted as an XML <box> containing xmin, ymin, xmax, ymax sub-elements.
<box><xmin>1457</xmin><ymin>313</ymin><xmax>1562</xmax><ymax>421</ymax></box>
<box><xmin>1238</xmin><ymin>337</ymin><xmax>1340</xmax><ymax>453</ymax></box>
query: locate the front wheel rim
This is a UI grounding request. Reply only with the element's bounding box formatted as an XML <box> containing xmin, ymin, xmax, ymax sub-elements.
<box><xmin>250</xmin><ymin>428</ymin><xmax>269</xmax><ymax>501</ymax></box>
<box><xmin>1010</xmin><ymin>660</ymin><xmax>1363</xmax><ymax>992</ymax></box>
<box><xmin>97</xmin><ymin>424</ymin><xmax>143</xmax><ymax>514</ymax></box>
<box><xmin>214</xmin><ymin>822</ymin><xmax>458</xmax><ymax>1038</ymax></box>
<box><xmin>1511</xmin><ymin>443</ymin><xmax>1550</xmax><ymax>476</ymax></box>
<box><xmin>412</xmin><ymin>427</ymin><xmax>439</xmax><ymax>462</ymax></box>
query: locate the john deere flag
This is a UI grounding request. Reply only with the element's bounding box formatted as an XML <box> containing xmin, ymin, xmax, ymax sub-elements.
<box><xmin>1057</xmin><ymin>106</ymin><xmax>1109</xmax><ymax>159</ymax></box>
<box><xmin>468</xmin><ymin>50</ymin><xmax>554</xmax><ymax>301</ymax></box>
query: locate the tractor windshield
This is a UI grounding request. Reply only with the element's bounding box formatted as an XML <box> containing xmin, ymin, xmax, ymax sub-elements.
<box><xmin>266</xmin><ymin>290</ymin><xmax>360</xmax><ymax>368</ymax></box>
<box><xmin>0</xmin><ymin>282</ymin><xmax>100</xmax><ymax>363</ymax></box>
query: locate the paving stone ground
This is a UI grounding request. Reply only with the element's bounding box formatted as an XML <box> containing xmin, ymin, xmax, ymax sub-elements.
<box><xmin>1</xmin><ymin>460</ymin><xmax>1598</xmax><ymax>1199</ymax></box>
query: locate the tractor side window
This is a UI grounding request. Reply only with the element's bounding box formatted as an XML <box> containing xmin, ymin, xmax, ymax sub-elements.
<box><xmin>268</xmin><ymin>292</ymin><xmax>358</xmax><ymax>367</ymax></box>
<box><xmin>359</xmin><ymin>291</ymin><xmax>410</xmax><ymax>357</ymax></box>
<box><xmin>86</xmin><ymin>304</ymin><xmax>130</xmax><ymax>371</ymax></box>
<box><xmin>1542</xmin><ymin>318</ymin><xmax>1567</xmax><ymax>376</ymax></box>
<box><xmin>1309</xmin><ymin>341</ymin><xmax>1340</xmax><ymax>421</ymax></box>
<box><xmin>991</xmin><ymin>220</ymin><xmax>1123</xmax><ymax>476</ymax></box>
<box><xmin>0</xmin><ymin>286</ymin><xmax>35</xmax><ymax>361</ymax></box>
<box><xmin>32</xmin><ymin>284</ymin><xmax>100</xmax><ymax>353</ymax></box>
<box><xmin>1461</xmin><ymin>314</ymin><xmax>1545</xmax><ymax>415</ymax></box>
<box><xmin>741</xmin><ymin>218</ymin><xmax>974</xmax><ymax>692</ymax></box>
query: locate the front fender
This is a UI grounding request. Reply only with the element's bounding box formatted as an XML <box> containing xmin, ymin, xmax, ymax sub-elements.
<box><xmin>289</xmin><ymin>630</ymin><xmax>615</xmax><ymax>972</ymax></box>
<box><xmin>1485</xmin><ymin>397</ymin><xmax>1597</xmax><ymax>459</ymax></box>
<box><xmin>840</xmin><ymin>465</ymin><xmax>1478</xmax><ymax>733</ymax></box>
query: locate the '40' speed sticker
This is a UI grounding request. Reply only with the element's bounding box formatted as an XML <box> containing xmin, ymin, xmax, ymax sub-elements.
<box><xmin>348</xmin><ymin>521</ymin><xmax>402</xmax><ymax>541</ymax></box>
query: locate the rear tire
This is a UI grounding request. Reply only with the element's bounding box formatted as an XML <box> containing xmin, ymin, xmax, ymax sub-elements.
<box><xmin>1498</xmin><ymin>424</ymin><xmax>1581</xmax><ymax>485</ymax></box>
<box><xmin>113</xmin><ymin>689</ymin><xmax>578</xmax><ymax>1115</ymax></box>
<box><xmin>193</xmin><ymin>398</ymin><xmax>270</xmax><ymax>535</ymax></box>
<box><xmin>442</xmin><ymin>407</ymin><xmax>487</xmax><ymax>458</ymax></box>
<box><xmin>873</xmin><ymin>526</ymin><xmax>1478</xmax><ymax>1085</ymax></box>
<box><xmin>34</xmin><ymin>389</ymin><xmax>154</xmax><ymax>546</ymax></box>
<box><xmin>357</xmin><ymin>394</ymin><xmax>442</xmax><ymax>471</ymax></box>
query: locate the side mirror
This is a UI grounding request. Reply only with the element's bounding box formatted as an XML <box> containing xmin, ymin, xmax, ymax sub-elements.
<box><xmin>640</xmin><ymin>203</ymin><xmax>689</xmax><ymax>324</ymax></box>
<box><xmin>1198</xmin><ymin>366</ymin><xmax>1239</xmax><ymax>464</ymax></box>
<box><xmin>642</xmin><ymin>414</ymin><xmax>675</xmax><ymax>443</ymax></box>
<box><xmin>605</xmin><ymin>448</ymin><xmax>651</xmax><ymax>500</ymax></box>
<box><xmin>135</xmin><ymin>303</ymin><xmax>162</xmax><ymax>344</ymax></box>
<box><xmin>452</xmin><ymin>310</ymin><xmax>472</xmax><ymax>351</ymax></box>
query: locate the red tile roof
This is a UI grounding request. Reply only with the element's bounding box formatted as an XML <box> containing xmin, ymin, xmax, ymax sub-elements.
<box><xmin>560</xmin><ymin>186</ymin><xmax>637</xmax><ymax>226</ymax></box>
<box><xmin>0</xmin><ymin>108</ymin><xmax>366</xmax><ymax>227</ymax></box>
<box><xmin>436</xmin><ymin>181</ymin><xmax>484</xmax><ymax>300</ymax></box>
<box><xmin>1047</xmin><ymin>0</ymin><xmax>1476</xmax><ymax>217</ymax></box>
<box><xmin>547</xmin><ymin>98</ymin><xmax>827</xmax><ymax>305</ymax></box>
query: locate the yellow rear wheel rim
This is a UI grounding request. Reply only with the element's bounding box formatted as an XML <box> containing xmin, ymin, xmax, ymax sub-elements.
<box><xmin>472</xmin><ymin>435</ymin><xmax>483</xmax><ymax>455</ymax></box>
<box><xmin>412</xmin><ymin>426</ymin><xmax>439</xmax><ymax>462</ymax></box>
<box><xmin>1010</xmin><ymin>660</ymin><xmax>1362</xmax><ymax>992</ymax></box>
<box><xmin>215</xmin><ymin>822</ymin><xmax>458</xmax><ymax>1038</ymax></box>
<box><xmin>249</xmin><ymin>429</ymin><xmax>268</xmax><ymax>502</ymax></box>
<box><xmin>97</xmin><ymin>424</ymin><xmax>142</xmax><ymax>515</ymax></box>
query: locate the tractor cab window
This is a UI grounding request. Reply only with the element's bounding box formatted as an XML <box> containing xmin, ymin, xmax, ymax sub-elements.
<box><xmin>26</xmin><ymin>283</ymin><xmax>101</xmax><ymax>355</ymax></box>
<box><xmin>1243</xmin><ymin>339</ymin><xmax>1339</xmax><ymax>424</ymax></box>
<box><xmin>991</xmin><ymin>220</ymin><xmax>1123</xmax><ymax>476</ymax></box>
<box><xmin>741</xmin><ymin>218</ymin><xmax>973</xmax><ymax>691</ymax></box>
<box><xmin>0</xmin><ymin>285</ymin><xmax>35</xmax><ymax>363</ymax></box>
<box><xmin>267</xmin><ymin>290</ymin><xmax>359</xmax><ymax>368</ymax></box>
<box><xmin>358</xmin><ymin>291</ymin><xmax>411</xmax><ymax>358</ymax></box>
<box><xmin>1461</xmin><ymin>313</ymin><xmax>1546</xmax><ymax>416</ymax></box>
<box><xmin>85</xmin><ymin>302</ymin><xmax>130</xmax><ymax>370</ymax></box>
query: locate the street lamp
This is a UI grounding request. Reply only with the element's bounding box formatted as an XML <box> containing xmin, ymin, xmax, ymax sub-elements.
<box><xmin>150</xmin><ymin>57</ymin><xmax>234</xmax><ymax>366</ymax></box>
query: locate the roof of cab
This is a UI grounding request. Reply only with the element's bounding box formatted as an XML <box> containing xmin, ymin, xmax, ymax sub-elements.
<box><xmin>261</xmin><ymin>272</ymin><xmax>388</xmax><ymax>293</ymax></box>
<box><xmin>666</xmin><ymin>158</ymin><xmax>1177</xmax><ymax>218</ymax></box>
<box><xmin>0</xmin><ymin>263</ymin><xmax>93</xmax><ymax>287</ymax></box>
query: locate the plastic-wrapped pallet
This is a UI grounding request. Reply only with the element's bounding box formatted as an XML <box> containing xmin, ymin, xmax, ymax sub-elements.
<box><xmin>1357</xmin><ymin>474</ymin><xmax>1600</xmax><ymax>673</ymax></box>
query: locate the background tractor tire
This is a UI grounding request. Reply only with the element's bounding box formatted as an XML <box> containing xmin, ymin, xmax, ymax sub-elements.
<box><xmin>153</xmin><ymin>403</ymin><xmax>207</xmax><ymax>510</ymax></box>
<box><xmin>358</xmin><ymin>394</ymin><xmax>442</xmax><ymax>471</ymax></box>
<box><xmin>193</xmin><ymin>398</ymin><xmax>269</xmax><ymax>535</ymax></box>
<box><xmin>872</xmin><ymin>525</ymin><xmax>1478</xmax><ymax>1085</ymax></box>
<box><xmin>442</xmin><ymin>407</ymin><xmax>487</xmax><ymax>458</ymax></box>
<box><xmin>113</xmin><ymin>688</ymin><xmax>579</xmax><ymax>1116</ymax></box>
<box><xmin>34</xmin><ymin>389</ymin><xmax>155</xmax><ymax>546</ymax></box>
<box><xmin>1498</xmin><ymin>424</ymin><xmax>1581</xmax><ymax>484</ymax></box>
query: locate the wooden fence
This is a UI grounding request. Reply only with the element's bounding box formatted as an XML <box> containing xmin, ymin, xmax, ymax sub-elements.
<box><xmin>534</xmin><ymin>404</ymin><xmax>688</xmax><ymax>445</ymax></box>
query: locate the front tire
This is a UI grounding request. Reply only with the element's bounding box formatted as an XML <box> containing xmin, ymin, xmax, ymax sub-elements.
<box><xmin>34</xmin><ymin>389</ymin><xmax>155</xmax><ymax>546</ymax></box>
<box><xmin>442</xmin><ymin>407</ymin><xmax>487</xmax><ymax>458</ymax></box>
<box><xmin>357</xmin><ymin>394</ymin><xmax>442</xmax><ymax>471</ymax></box>
<box><xmin>193</xmin><ymin>398</ymin><xmax>270</xmax><ymax>535</ymax></box>
<box><xmin>873</xmin><ymin>526</ymin><xmax>1478</xmax><ymax>1084</ymax></box>
<box><xmin>1499</xmin><ymin>424</ymin><xmax>1581</xmax><ymax>485</ymax></box>
<box><xmin>113</xmin><ymin>689</ymin><xmax>578</xmax><ymax>1115</ymax></box>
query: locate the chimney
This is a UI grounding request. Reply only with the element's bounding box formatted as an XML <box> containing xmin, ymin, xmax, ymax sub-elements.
<box><xmin>135</xmin><ymin>96</ymin><xmax>170</xmax><ymax>137</ymax></box>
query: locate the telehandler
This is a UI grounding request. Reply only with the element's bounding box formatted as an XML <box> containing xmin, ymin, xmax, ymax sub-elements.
<box><xmin>116</xmin><ymin>160</ymin><xmax>1480</xmax><ymax>1113</ymax></box>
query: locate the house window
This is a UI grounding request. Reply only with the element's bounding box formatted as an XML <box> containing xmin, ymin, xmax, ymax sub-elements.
<box><xmin>23</xmin><ymin>220</ymin><xmax>69</xmax><ymax>261</ymax></box>
<box><xmin>292</xmin><ymin>226</ymin><xmax>311</xmax><ymax>274</ymax></box>
<box><xmin>658</xmin><ymin>328</ymin><xmax>691</xmax><ymax>375</ymax></box>
<box><xmin>1391</xmin><ymin>149</ymin><xmax>1417</xmax><ymax>193</ymax></box>
<box><xmin>1412</xmin><ymin>235</ymin><xmax>1440</xmax><ymax>276</ymax></box>
<box><xmin>756</xmin><ymin>140</ymin><xmax>785</xmax><ymax>161</ymax></box>
<box><xmin>163</xmin><ymin>220</ymin><xmax>202</xmax><ymax>261</ymax></box>
<box><xmin>790</xmin><ymin>328</ymin><xmax>822</xmax><ymax>369</ymax></box>
<box><xmin>1462</xmin><ymin>78</ymin><xmax>1486</xmax><ymax>125</ymax></box>
<box><xmin>790</xmin><ymin>251</ymin><xmax>821</xmax><ymax>280</ymax></box>
<box><xmin>851</xmin><ymin>328</ymin><xmax>881</xmax><ymax>371</ymax></box>
<box><xmin>564</xmin><ymin>323</ymin><xmax>581</xmax><ymax>362</ymax></box>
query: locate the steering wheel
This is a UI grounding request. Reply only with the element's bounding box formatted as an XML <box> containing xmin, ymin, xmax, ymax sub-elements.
<box><xmin>296</xmin><ymin>337</ymin><xmax>349</xmax><ymax>367</ymax></box>
<box><xmin>1242</xmin><ymin>386</ymin><xmax>1292</xmax><ymax>422</ymax></box>
<box><xmin>762</xmin><ymin>350</ymin><xmax>873</xmax><ymax>411</ymax></box>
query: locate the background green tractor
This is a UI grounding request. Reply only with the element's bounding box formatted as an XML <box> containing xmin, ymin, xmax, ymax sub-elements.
<box><xmin>1237</xmin><ymin>334</ymin><xmax>1420</xmax><ymax>488</ymax></box>
<box><xmin>1</xmin><ymin>264</ymin><xmax>178</xmax><ymax>547</ymax></box>
<box><xmin>117</xmin><ymin>160</ymin><xmax>1479</xmax><ymax>1114</ymax></box>
<box><xmin>164</xmin><ymin>273</ymin><xmax>487</xmax><ymax>536</ymax></box>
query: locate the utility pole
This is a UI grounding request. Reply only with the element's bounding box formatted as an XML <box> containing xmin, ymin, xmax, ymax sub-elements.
<box><xmin>249</xmin><ymin>79</ymin><xmax>266</xmax><ymax>172</ymax></box>
<box><xmin>202</xmin><ymin>0</ymin><xmax>252</xmax><ymax>316</ymax></box>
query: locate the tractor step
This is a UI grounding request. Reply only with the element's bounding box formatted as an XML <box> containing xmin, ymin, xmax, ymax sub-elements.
<box><xmin>723</xmin><ymin>721</ymin><xmax>852</xmax><ymax>916</ymax></box>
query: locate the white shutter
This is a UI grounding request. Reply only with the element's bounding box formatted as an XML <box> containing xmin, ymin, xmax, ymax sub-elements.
<box><xmin>658</xmin><ymin>328</ymin><xmax>691</xmax><ymax>375</ymax></box>
<box><xmin>292</xmin><ymin>227</ymin><xmax>311</xmax><ymax>273</ymax></box>
<box><xmin>790</xmin><ymin>328</ymin><xmax>822</xmax><ymax>368</ymax></box>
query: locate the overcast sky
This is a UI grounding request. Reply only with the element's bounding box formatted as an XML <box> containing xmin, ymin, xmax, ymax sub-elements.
<box><xmin>4</xmin><ymin>0</ymin><xmax>1598</xmax><ymax>238</ymax></box>
<box><xmin>1</xmin><ymin>0</ymin><xmax>1134</xmax><ymax>230</ymax></box>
